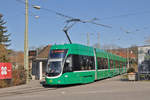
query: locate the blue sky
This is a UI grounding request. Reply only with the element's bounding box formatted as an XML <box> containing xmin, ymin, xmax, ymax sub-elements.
<box><xmin>0</xmin><ymin>0</ymin><xmax>150</xmax><ymax>51</ymax></box>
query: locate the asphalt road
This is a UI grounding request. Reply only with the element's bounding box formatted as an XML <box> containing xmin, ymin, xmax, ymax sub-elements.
<box><xmin>0</xmin><ymin>76</ymin><xmax>150</xmax><ymax>100</ymax></box>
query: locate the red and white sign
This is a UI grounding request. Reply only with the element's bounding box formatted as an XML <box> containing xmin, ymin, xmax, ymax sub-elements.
<box><xmin>0</xmin><ymin>63</ymin><xmax>12</xmax><ymax>79</ymax></box>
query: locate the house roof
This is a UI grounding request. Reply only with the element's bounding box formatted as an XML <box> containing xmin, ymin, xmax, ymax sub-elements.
<box><xmin>108</xmin><ymin>48</ymin><xmax>137</xmax><ymax>59</ymax></box>
<box><xmin>36</xmin><ymin>45</ymin><xmax>51</xmax><ymax>60</ymax></box>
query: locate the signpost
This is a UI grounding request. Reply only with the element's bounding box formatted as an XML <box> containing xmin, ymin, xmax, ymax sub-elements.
<box><xmin>0</xmin><ymin>63</ymin><xmax>12</xmax><ymax>79</ymax></box>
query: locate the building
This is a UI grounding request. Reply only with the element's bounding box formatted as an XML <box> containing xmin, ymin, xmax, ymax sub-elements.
<box><xmin>138</xmin><ymin>45</ymin><xmax>150</xmax><ymax>74</ymax></box>
<box><xmin>29</xmin><ymin>45</ymin><xmax>51</xmax><ymax>80</ymax></box>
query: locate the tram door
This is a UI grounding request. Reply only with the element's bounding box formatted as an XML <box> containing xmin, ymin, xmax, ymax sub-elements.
<box><xmin>94</xmin><ymin>48</ymin><xmax>97</xmax><ymax>80</ymax></box>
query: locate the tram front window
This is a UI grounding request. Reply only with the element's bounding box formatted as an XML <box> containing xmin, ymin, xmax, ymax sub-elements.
<box><xmin>47</xmin><ymin>61</ymin><xmax>62</xmax><ymax>77</ymax></box>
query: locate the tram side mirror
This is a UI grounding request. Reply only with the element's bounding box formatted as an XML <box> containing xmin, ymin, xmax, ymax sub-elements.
<box><xmin>66</xmin><ymin>56</ymin><xmax>72</xmax><ymax>64</ymax></box>
<box><xmin>66</xmin><ymin>58</ymin><xmax>71</xmax><ymax>63</ymax></box>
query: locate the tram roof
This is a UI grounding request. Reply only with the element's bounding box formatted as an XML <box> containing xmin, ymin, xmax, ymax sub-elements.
<box><xmin>51</xmin><ymin>43</ymin><xmax>93</xmax><ymax>50</ymax></box>
<box><xmin>51</xmin><ymin>43</ymin><xmax>126</xmax><ymax>61</ymax></box>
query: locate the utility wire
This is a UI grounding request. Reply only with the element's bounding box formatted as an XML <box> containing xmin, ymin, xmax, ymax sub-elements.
<box><xmin>17</xmin><ymin>0</ymin><xmax>149</xmax><ymax>45</ymax></box>
<box><xmin>16</xmin><ymin>0</ymin><xmax>74</xmax><ymax>19</ymax></box>
<box><xmin>120</xmin><ymin>26</ymin><xmax>150</xmax><ymax>34</ymax></box>
<box><xmin>100</xmin><ymin>11</ymin><xmax>150</xmax><ymax>20</ymax></box>
<box><xmin>16</xmin><ymin>0</ymin><xmax>112</xmax><ymax>28</ymax></box>
<box><xmin>16</xmin><ymin>0</ymin><xmax>25</xmax><ymax>4</ymax></box>
<box><xmin>16</xmin><ymin>0</ymin><xmax>112</xmax><ymax>44</ymax></box>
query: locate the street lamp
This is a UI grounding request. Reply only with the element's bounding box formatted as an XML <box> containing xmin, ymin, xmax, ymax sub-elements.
<box><xmin>32</xmin><ymin>5</ymin><xmax>41</xmax><ymax>9</ymax></box>
<box><xmin>32</xmin><ymin>5</ymin><xmax>41</xmax><ymax>18</ymax></box>
<box><xmin>24</xmin><ymin>1</ymin><xmax>41</xmax><ymax>84</ymax></box>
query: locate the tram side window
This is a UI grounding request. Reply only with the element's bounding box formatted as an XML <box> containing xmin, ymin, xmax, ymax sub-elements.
<box><xmin>120</xmin><ymin>62</ymin><xmax>123</xmax><ymax>68</ymax></box>
<box><xmin>72</xmin><ymin>55</ymin><xmax>95</xmax><ymax>71</ymax></box>
<box><xmin>115</xmin><ymin>61</ymin><xmax>119</xmax><ymax>68</ymax></box>
<box><xmin>123</xmin><ymin>62</ymin><xmax>126</xmax><ymax>68</ymax></box>
<box><xmin>122</xmin><ymin>62</ymin><xmax>124</xmax><ymax>68</ymax></box>
<box><xmin>121</xmin><ymin>62</ymin><xmax>124</xmax><ymax>68</ymax></box>
<box><xmin>89</xmin><ymin>56</ymin><xmax>95</xmax><ymax>70</ymax></box>
<box><xmin>72</xmin><ymin>55</ymin><xmax>80</xmax><ymax>71</ymax></box>
<box><xmin>97</xmin><ymin>57</ymin><xmax>101</xmax><ymax>69</ymax></box>
<box><xmin>103</xmin><ymin>58</ymin><xmax>108</xmax><ymax>69</ymax></box>
<box><xmin>110</xmin><ymin>60</ymin><xmax>114</xmax><ymax>69</ymax></box>
<box><xmin>97</xmin><ymin>58</ymin><xmax>108</xmax><ymax>69</ymax></box>
<box><xmin>100</xmin><ymin>58</ymin><xmax>104</xmax><ymax>69</ymax></box>
<box><xmin>112</xmin><ymin>60</ymin><xmax>115</xmax><ymax>69</ymax></box>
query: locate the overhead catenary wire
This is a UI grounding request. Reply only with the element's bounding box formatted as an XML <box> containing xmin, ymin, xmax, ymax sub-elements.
<box><xmin>15</xmin><ymin>0</ymin><xmax>112</xmax><ymax>45</ymax></box>
<box><xmin>16</xmin><ymin>0</ymin><xmax>112</xmax><ymax>28</ymax></box>
<box><xmin>15</xmin><ymin>0</ymin><xmax>150</xmax><ymax>29</ymax></box>
<box><xmin>99</xmin><ymin>11</ymin><xmax>150</xmax><ymax>20</ymax></box>
<box><xmin>16</xmin><ymin>0</ymin><xmax>150</xmax><ymax>33</ymax></box>
<box><xmin>16</xmin><ymin>0</ymin><xmax>149</xmax><ymax>46</ymax></box>
<box><xmin>120</xmin><ymin>26</ymin><xmax>150</xmax><ymax>34</ymax></box>
<box><xmin>16</xmin><ymin>0</ymin><xmax>74</xmax><ymax>19</ymax></box>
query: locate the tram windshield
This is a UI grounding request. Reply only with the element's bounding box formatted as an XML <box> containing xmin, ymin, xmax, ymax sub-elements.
<box><xmin>47</xmin><ymin>61</ymin><xmax>62</xmax><ymax>76</ymax></box>
<box><xmin>49</xmin><ymin>49</ymin><xmax>68</xmax><ymax>58</ymax></box>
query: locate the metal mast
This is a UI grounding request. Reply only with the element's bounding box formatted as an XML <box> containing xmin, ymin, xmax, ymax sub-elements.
<box><xmin>24</xmin><ymin>0</ymin><xmax>29</xmax><ymax>84</ymax></box>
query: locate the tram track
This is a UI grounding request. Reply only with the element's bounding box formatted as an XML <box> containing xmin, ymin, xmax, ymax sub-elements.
<box><xmin>0</xmin><ymin>86</ymin><xmax>57</xmax><ymax>97</ymax></box>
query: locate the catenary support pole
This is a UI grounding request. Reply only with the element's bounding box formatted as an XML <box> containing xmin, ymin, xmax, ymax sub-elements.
<box><xmin>24</xmin><ymin>0</ymin><xmax>29</xmax><ymax>84</ymax></box>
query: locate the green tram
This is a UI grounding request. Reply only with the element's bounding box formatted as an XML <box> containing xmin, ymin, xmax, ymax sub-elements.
<box><xmin>45</xmin><ymin>43</ymin><xmax>127</xmax><ymax>85</ymax></box>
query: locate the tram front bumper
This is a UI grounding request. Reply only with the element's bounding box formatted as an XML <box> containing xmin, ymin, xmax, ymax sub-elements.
<box><xmin>45</xmin><ymin>77</ymin><xmax>65</xmax><ymax>85</ymax></box>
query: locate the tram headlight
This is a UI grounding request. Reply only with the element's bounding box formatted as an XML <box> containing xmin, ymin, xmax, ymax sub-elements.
<box><xmin>49</xmin><ymin>80</ymin><xmax>53</xmax><ymax>83</ymax></box>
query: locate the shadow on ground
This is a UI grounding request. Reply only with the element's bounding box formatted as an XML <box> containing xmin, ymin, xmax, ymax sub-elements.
<box><xmin>40</xmin><ymin>81</ymin><xmax>84</xmax><ymax>88</ymax></box>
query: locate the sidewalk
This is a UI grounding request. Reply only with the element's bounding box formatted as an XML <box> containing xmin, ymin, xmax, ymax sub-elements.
<box><xmin>0</xmin><ymin>80</ymin><xmax>45</xmax><ymax>93</ymax></box>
